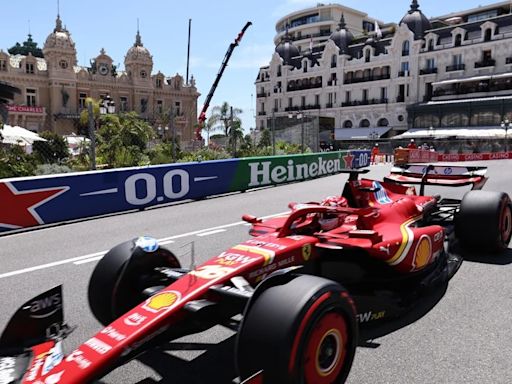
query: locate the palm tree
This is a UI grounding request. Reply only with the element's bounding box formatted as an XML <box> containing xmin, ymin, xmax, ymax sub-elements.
<box><xmin>228</xmin><ymin>119</ymin><xmax>244</xmax><ymax>156</ymax></box>
<box><xmin>209</xmin><ymin>102</ymin><xmax>243</xmax><ymax>136</ymax></box>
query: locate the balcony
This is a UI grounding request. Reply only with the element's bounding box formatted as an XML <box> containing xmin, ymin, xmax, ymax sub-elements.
<box><xmin>446</xmin><ymin>64</ymin><xmax>465</xmax><ymax>72</ymax></box>
<box><xmin>287</xmin><ymin>77</ymin><xmax>323</xmax><ymax>92</ymax></box>
<box><xmin>256</xmin><ymin>92</ymin><xmax>267</xmax><ymax>98</ymax></box>
<box><xmin>344</xmin><ymin>73</ymin><xmax>390</xmax><ymax>84</ymax></box>
<box><xmin>341</xmin><ymin>98</ymin><xmax>388</xmax><ymax>107</ymax></box>
<box><xmin>325</xmin><ymin>103</ymin><xmax>333</xmax><ymax>108</ymax></box>
<box><xmin>272</xmin><ymin>108</ymin><xmax>278</xmax><ymax>113</ymax></box>
<box><xmin>433</xmin><ymin>79</ymin><xmax>512</xmax><ymax>98</ymax></box>
<box><xmin>327</xmin><ymin>79</ymin><xmax>338</xmax><ymax>86</ymax></box>
<box><xmin>474</xmin><ymin>59</ymin><xmax>496</xmax><ymax>68</ymax></box>
<box><xmin>420</xmin><ymin>67</ymin><xmax>438</xmax><ymax>75</ymax></box>
<box><xmin>397</xmin><ymin>71</ymin><xmax>409</xmax><ymax>77</ymax></box>
<box><xmin>506</xmin><ymin>57</ymin><xmax>512</xmax><ymax>64</ymax></box>
<box><xmin>258</xmin><ymin>111</ymin><xmax>267</xmax><ymax>116</ymax></box>
<box><xmin>396</xmin><ymin>95</ymin><xmax>405</xmax><ymax>103</ymax></box>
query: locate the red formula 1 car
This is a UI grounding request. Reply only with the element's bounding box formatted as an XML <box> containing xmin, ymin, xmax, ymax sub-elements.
<box><xmin>1</xmin><ymin>164</ymin><xmax>511</xmax><ymax>383</ymax></box>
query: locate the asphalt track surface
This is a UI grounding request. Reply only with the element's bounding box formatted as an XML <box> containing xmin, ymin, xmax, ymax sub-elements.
<box><xmin>1</xmin><ymin>160</ymin><xmax>511</xmax><ymax>384</ymax></box>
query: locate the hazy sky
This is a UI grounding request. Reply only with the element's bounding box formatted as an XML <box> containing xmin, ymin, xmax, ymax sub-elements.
<box><xmin>0</xmin><ymin>0</ymin><xmax>501</xmax><ymax>132</ymax></box>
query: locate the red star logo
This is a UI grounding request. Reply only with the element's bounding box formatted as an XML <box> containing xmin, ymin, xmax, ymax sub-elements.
<box><xmin>343</xmin><ymin>153</ymin><xmax>354</xmax><ymax>169</ymax></box>
<box><xmin>0</xmin><ymin>183</ymin><xmax>69</xmax><ymax>229</ymax></box>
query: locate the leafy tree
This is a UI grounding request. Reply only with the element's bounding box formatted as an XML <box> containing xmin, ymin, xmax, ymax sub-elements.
<box><xmin>258</xmin><ymin>128</ymin><xmax>272</xmax><ymax>148</ymax></box>
<box><xmin>228</xmin><ymin>119</ymin><xmax>245</xmax><ymax>156</ymax></box>
<box><xmin>209</xmin><ymin>102</ymin><xmax>243</xmax><ymax>136</ymax></box>
<box><xmin>32</xmin><ymin>131</ymin><xmax>69</xmax><ymax>164</ymax></box>
<box><xmin>0</xmin><ymin>145</ymin><xmax>36</xmax><ymax>178</ymax></box>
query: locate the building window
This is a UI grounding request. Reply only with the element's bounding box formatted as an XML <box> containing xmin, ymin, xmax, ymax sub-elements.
<box><xmin>359</xmin><ymin>119</ymin><xmax>370</xmax><ymax>128</ymax></box>
<box><xmin>362</xmin><ymin>89</ymin><xmax>368</xmax><ymax>103</ymax></box>
<box><xmin>380</xmin><ymin>87</ymin><xmax>387</xmax><ymax>101</ymax></box>
<box><xmin>365</xmin><ymin>49</ymin><xmax>371</xmax><ymax>63</ymax></box>
<box><xmin>344</xmin><ymin>120</ymin><xmax>353</xmax><ymax>128</ymax></box>
<box><xmin>362</xmin><ymin>20</ymin><xmax>375</xmax><ymax>33</ymax></box>
<box><xmin>301</xmin><ymin>96</ymin><xmax>306</xmax><ymax>108</ymax></box>
<box><xmin>315</xmin><ymin>94</ymin><xmax>320</xmax><ymax>106</ymax></box>
<box><xmin>427</xmin><ymin>39</ymin><xmax>434</xmax><ymax>51</ymax></box>
<box><xmin>303</xmin><ymin>60</ymin><xmax>308</xmax><ymax>73</ymax></box>
<box><xmin>426</xmin><ymin>58</ymin><xmax>435</xmax><ymax>69</ymax></box>
<box><xmin>331</xmin><ymin>55</ymin><xmax>337</xmax><ymax>68</ymax></box>
<box><xmin>345</xmin><ymin>91</ymin><xmax>351</xmax><ymax>103</ymax></box>
<box><xmin>377</xmin><ymin>118</ymin><xmax>389</xmax><ymax>127</ymax></box>
<box><xmin>454</xmin><ymin>34</ymin><xmax>462</xmax><ymax>47</ymax></box>
<box><xmin>59</xmin><ymin>60</ymin><xmax>68</xmax><ymax>69</ymax></box>
<box><xmin>468</xmin><ymin>10</ymin><xmax>498</xmax><ymax>23</ymax></box>
<box><xmin>402</xmin><ymin>41</ymin><xmax>410</xmax><ymax>56</ymax></box>
<box><xmin>277</xmin><ymin>65</ymin><xmax>282</xmax><ymax>77</ymax></box>
<box><xmin>25</xmin><ymin>63</ymin><xmax>34</xmax><ymax>74</ymax></box>
<box><xmin>79</xmin><ymin>92</ymin><xmax>87</xmax><ymax>109</ymax></box>
<box><xmin>26</xmin><ymin>88</ymin><xmax>36</xmax><ymax>106</ymax></box>
<box><xmin>274</xmin><ymin>98</ymin><xmax>278</xmax><ymax>111</ymax></box>
<box><xmin>0</xmin><ymin>59</ymin><xmax>7</xmax><ymax>71</ymax></box>
<box><xmin>174</xmin><ymin>101</ymin><xmax>181</xmax><ymax>116</ymax></box>
<box><xmin>482</xmin><ymin>50</ymin><xmax>492</xmax><ymax>61</ymax></box>
<box><xmin>156</xmin><ymin>78</ymin><xmax>163</xmax><ymax>88</ymax></box>
<box><xmin>484</xmin><ymin>29</ymin><xmax>492</xmax><ymax>42</ymax></box>
<box><xmin>120</xmin><ymin>96</ymin><xmax>128</xmax><ymax>112</ymax></box>
<box><xmin>328</xmin><ymin>92</ymin><xmax>334</xmax><ymax>105</ymax></box>
<box><xmin>140</xmin><ymin>70</ymin><xmax>147</xmax><ymax>78</ymax></box>
<box><xmin>157</xmin><ymin>100</ymin><xmax>163</xmax><ymax>114</ymax></box>
<box><xmin>288</xmin><ymin>97</ymin><xmax>292</xmax><ymax>108</ymax></box>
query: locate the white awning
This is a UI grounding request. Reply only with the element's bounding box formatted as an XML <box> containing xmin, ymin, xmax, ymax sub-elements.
<box><xmin>392</xmin><ymin>128</ymin><xmax>507</xmax><ymax>140</ymax></box>
<box><xmin>0</xmin><ymin>124</ymin><xmax>47</xmax><ymax>145</ymax></box>
<box><xmin>433</xmin><ymin>72</ymin><xmax>512</xmax><ymax>87</ymax></box>
<box><xmin>335</xmin><ymin>127</ymin><xmax>391</xmax><ymax>140</ymax></box>
<box><xmin>432</xmin><ymin>75</ymin><xmax>491</xmax><ymax>86</ymax></box>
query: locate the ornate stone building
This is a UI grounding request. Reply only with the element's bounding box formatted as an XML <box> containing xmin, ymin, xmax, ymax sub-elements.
<box><xmin>0</xmin><ymin>14</ymin><xmax>199</xmax><ymax>145</ymax></box>
<box><xmin>256</xmin><ymin>0</ymin><xmax>512</xmax><ymax>143</ymax></box>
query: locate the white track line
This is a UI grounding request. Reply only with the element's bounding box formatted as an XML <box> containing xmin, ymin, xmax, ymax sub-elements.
<box><xmin>0</xmin><ymin>211</ymin><xmax>289</xmax><ymax>280</ymax></box>
<box><xmin>197</xmin><ymin>229</ymin><xmax>226</xmax><ymax>237</ymax></box>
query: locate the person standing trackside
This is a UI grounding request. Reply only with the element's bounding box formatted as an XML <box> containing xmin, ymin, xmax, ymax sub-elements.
<box><xmin>371</xmin><ymin>143</ymin><xmax>380</xmax><ymax>164</ymax></box>
<box><xmin>407</xmin><ymin>139</ymin><xmax>417</xmax><ymax>149</ymax></box>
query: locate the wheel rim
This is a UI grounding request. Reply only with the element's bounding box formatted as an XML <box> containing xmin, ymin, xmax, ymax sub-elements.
<box><xmin>303</xmin><ymin>312</ymin><xmax>347</xmax><ymax>384</ymax></box>
<box><xmin>500</xmin><ymin>204</ymin><xmax>512</xmax><ymax>245</ymax></box>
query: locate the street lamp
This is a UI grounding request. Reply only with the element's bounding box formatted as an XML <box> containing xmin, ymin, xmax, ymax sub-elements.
<box><xmin>501</xmin><ymin>119</ymin><xmax>510</xmax><ymax>152</ymax></box>
<box><xmin>288</xmin><ymin>111</ymin><xmax>305</xmax><ymax>153</ymax></box>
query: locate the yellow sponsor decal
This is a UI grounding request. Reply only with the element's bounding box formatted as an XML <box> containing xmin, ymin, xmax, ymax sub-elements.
<box><xmin>189</xmin><ymin>265</ymin><xmax>235</xmax><ymax>280</ymax></box>
<box><xmin>387</xmin><ymin>215</ymin><xmax>422</xmax><ymax>266</ymax></box>
<box><xmin>413</xmin><ymin>235</ymin><xmax>432</xmax><ymax>270</ymax></box>
<box><xmin>233</xmin><ymin>244</ymin><xmax>275</xmax><ymax>266</ymax></box>
<box><xmin>142</xmin><ymin>291</ymin><xmax>180</xmax><ymax>313</ymax></box>
<box><xmin>302</xmin><ymin>244</ymin><xmax>312</xmax><ymax>261</ymax></box>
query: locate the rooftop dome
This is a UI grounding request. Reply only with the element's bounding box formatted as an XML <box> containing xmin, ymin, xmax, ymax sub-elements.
<box><xmin>43</xmin><ymin>15</ymin><xmax>75</xmax><ymax>51</ymax></box>
<box><xmin>399</xmin><ymin>0</ymin><xmax>431</xmax><ymax>40</ymax></box>
<box><xmin>275</xmin><ymin>27</ymin><xmax>300</xmax><ymax>66</ymax></box>
<box><xmin>125</xmin><ymin>30</ymin><xmax>152</xmax><ymax>65</ymax></box>
<box><xmin>329</xmin><ymin>14</ymin><xmax>353</xmax><ymax>54</ymax></box>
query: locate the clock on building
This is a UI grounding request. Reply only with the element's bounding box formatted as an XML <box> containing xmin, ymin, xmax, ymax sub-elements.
<box><xmin>140</xmin><ymin>69</ymin><xmax>147</xmax><ymax>78</ymax></box>
<box><xmin>98</xmin><ymin>63</ymin><xmax>109</xmax><ymax>76</ymax></box>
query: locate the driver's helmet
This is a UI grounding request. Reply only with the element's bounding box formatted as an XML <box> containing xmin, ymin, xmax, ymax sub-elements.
<box><xmin>318</xmin><ymin>196</ymin><xmax>348</xmax><ymax>231</ymax></box>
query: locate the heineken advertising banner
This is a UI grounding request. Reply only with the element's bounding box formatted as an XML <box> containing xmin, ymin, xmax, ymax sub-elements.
<box><xmin>0</xmin><ymin>151</ymin><xmax>369</xmax><ymax>232</ymax></box>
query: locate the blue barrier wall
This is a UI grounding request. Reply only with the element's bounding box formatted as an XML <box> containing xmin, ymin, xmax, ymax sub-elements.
<box><xmin>0</xmin><ymin>151</ymin><xmax>370</xmax><ymax>233</ymax></box>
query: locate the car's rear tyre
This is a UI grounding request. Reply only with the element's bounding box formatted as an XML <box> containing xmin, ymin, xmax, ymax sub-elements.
<box><xmin>236</xmin><ymin>274</ymin><xmax>358</xmax><ymax>384</ymax></box>
<box><xmin>455</xmin><ymin>191</ymin><xmax>512</xmax><ymax>252</ymax></box>
<box><xmin>88</xmin><ymin>237</ymin><xmax>180</xmax><ymax>325</ymax></box>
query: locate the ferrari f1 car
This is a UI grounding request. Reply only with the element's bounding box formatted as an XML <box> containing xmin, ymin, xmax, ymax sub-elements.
<box><xmin>1</xmin><ymin>164</ymin><xmax>510</xmax><ymax>384</ymax></box>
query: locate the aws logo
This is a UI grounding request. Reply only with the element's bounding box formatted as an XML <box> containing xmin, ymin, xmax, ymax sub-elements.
<box><xmin>24</xmin><ymin>293</ymin><xmax>62</xmax><ymax>319</ymax></box>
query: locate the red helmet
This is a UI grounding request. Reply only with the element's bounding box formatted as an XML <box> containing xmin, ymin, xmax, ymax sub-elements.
<box><xmin>320</xmin><ymin>196</ymin><xmax>348</xmax><ymax>208</ymax></box>
<box><xmin>318</xmin><ymin>196</ymin><xmax>348</xmax><ymax>231</ymax></box>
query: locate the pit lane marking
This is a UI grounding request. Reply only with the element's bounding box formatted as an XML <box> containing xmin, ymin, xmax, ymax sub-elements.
<box><xmin>0</xmin><ymin>211</ymin><xmax>288</xmax><ymax>279</ymax></box>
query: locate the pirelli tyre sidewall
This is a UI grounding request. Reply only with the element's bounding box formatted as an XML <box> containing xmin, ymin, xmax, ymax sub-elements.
<box><xmin>455</xmin><ymin>191</ymin><xmax>512</xmax><ymax>252</ymax></box>
<box><xmin>236</xmin><ymin>274</ymin><xmax>358</xmax><ymax>384</ymax></box>
<box><xmin>88</xmin><ymin>239</ymin><xmax>180</xmax><ymax>326</ymax></box>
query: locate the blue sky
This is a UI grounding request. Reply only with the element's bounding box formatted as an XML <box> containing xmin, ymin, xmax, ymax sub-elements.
<box><xmin>0</xmin><ymin>0</ymin><xmax>501</xmax><ymax>133</ymax></box>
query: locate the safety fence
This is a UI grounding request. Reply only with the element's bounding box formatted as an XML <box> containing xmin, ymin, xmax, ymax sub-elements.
<box><xmin>0</xmin><ymin>150</ymin><xmax>370</xmax><ymax>233</ymax></box>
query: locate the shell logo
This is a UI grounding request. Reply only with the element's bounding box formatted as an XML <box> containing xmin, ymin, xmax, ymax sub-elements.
<box><xmin>412</xmin><ymin>235</ymin><xmax>431</xmax><ymax>270</ymax></box>
<box><xmin>142</xmin><ymin>291</ymin><xmax>180</xmax><ymax>313</ymax></box>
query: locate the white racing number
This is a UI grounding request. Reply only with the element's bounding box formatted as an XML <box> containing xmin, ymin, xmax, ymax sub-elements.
<box><xmin>124</xmin><ymin>170</ymin><xmax>190</xmax><ymax>206</ymax></box>
<box><xmin>358</xmin><ymin>152</ymin><xmax>369</xmax><ymax>167</ymax></box>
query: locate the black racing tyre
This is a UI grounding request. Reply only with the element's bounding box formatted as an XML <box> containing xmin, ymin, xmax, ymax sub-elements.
<box><xmin>455</xmin><ymin>191</ymin><xmax>512</xmax><ymax>252</ymax></box>
<box><xmin>88</xmin><ymin>237</ymin><xmax>180</xmax><ymax>325</ymax></box>
<box><xmin>236</xmin><ymin>274</ymin><xmax>358</xmax><ymax>384</ymax></box>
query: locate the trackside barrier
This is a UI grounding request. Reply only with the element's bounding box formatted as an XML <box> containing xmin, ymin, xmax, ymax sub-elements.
<box><xmin>0</xmin><ymin>150</ymin><xmax>370</xmax><ymax>233</ymax></box>
<box><xmin>372</xmin><ymin>154</ymin><xmax>394</xmax><ymax>164</ymax></box>
<box><xmin>437</xmin><ymin>151</ymin><xmax>512</xmax><ymax>162</ymax></box>
<box><xmin>394</xmin><ymin>149</ymin><xmax>438</xmax><ymax>165</ymax></box>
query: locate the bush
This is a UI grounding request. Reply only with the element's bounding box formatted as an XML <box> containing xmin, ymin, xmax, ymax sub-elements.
<box><xmin>35</xmin><ymin>163</ymin><xmax>73</xmax><ymax>175</ymax></box>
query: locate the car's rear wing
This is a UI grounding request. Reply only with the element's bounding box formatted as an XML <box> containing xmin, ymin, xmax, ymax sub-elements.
<box><xmin>385</xmin><ymin>164</ymin><xmax>488</xmax><ymax>193</ymax></box>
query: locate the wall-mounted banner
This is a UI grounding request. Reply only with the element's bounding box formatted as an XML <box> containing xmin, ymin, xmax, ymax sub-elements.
<box><xmin>0</xmin><ymin>151</ymin><xmax>369</xmax><ymax>233</ymax></box>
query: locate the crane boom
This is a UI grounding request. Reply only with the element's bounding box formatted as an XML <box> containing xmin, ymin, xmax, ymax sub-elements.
<box><xmin>195</xmin><ymin>21</ymin><xmax>252</xmax><ymax>140</ymax></box>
